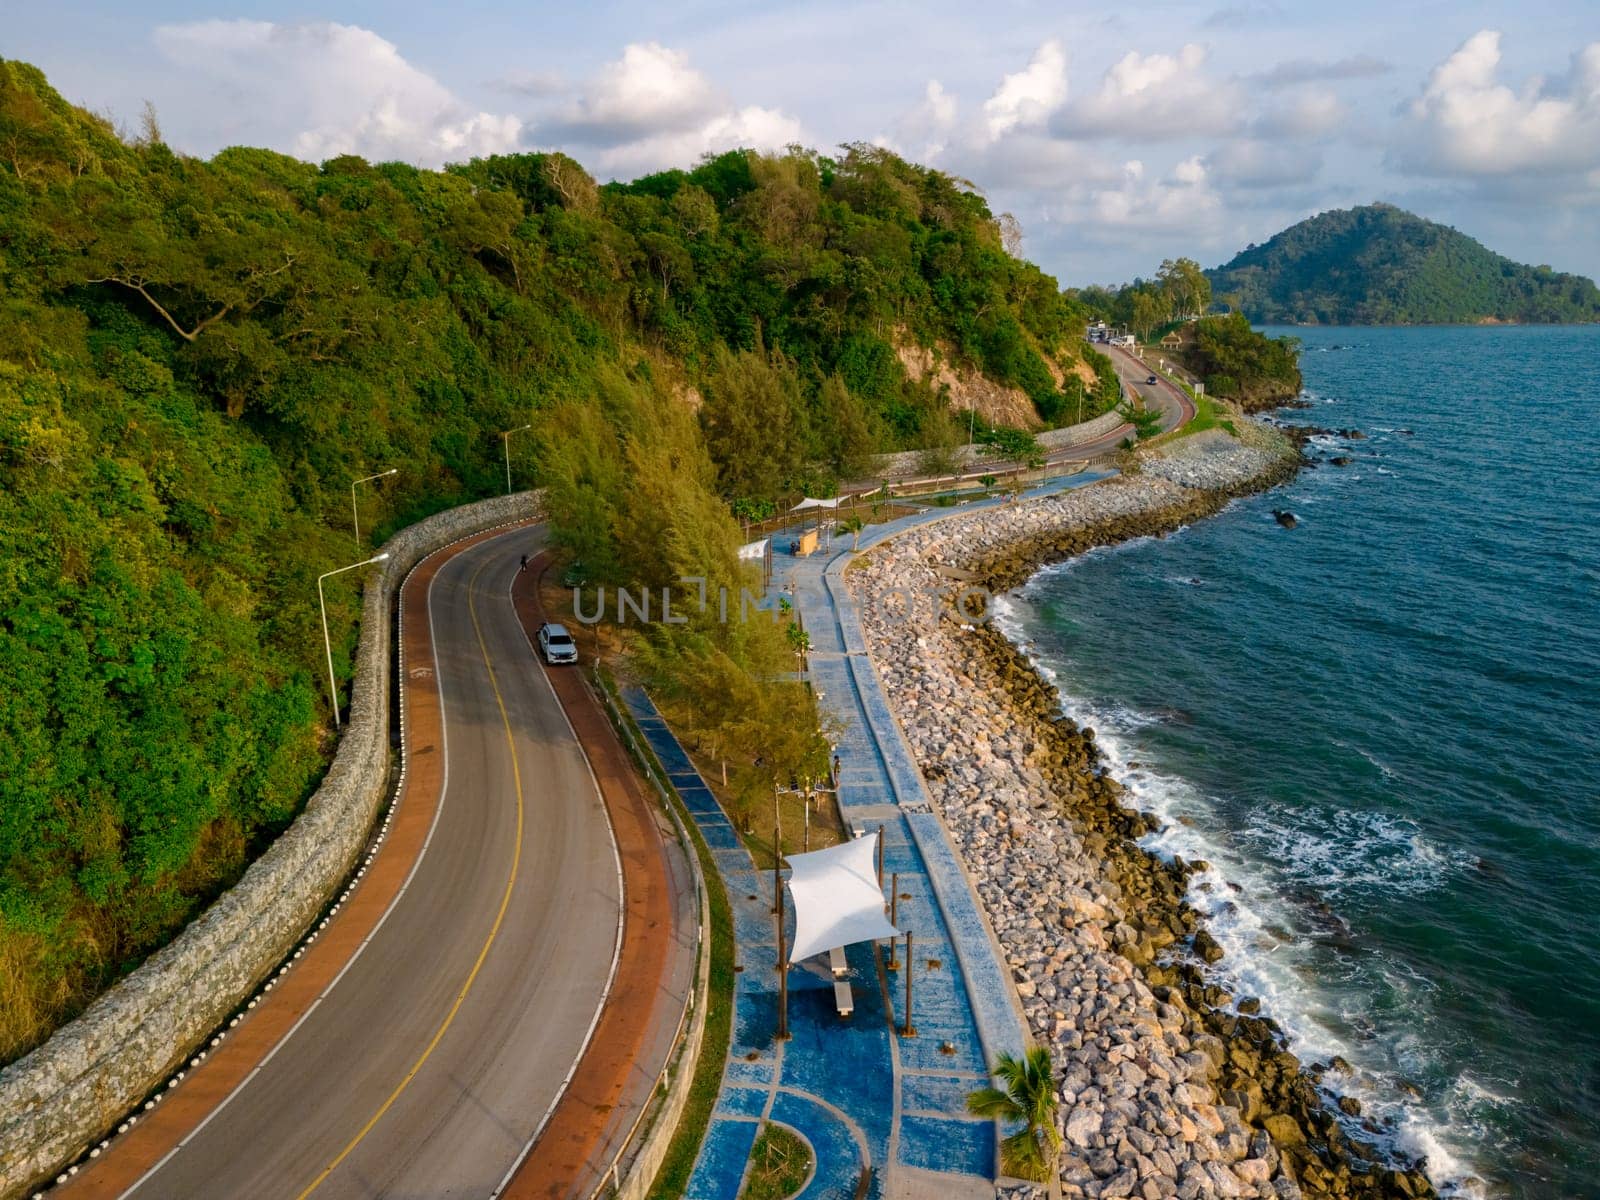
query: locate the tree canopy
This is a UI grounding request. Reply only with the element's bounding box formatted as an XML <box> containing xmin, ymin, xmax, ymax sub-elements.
<box><xmin>0</xmin><ymin>59</ymin><xmax>1118</xmax><ymax>1059</ymax></box>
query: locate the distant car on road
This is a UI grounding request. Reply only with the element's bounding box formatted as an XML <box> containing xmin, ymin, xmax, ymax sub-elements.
<box><xmin>1146</xmin><ymin>374</ymin><xmax>1158</xmax><ymax>385</ymax></box>
<box><xmin>537</xmin><ymin>622</ymin><xmax>578</xmax><ymax>665</ymax></box>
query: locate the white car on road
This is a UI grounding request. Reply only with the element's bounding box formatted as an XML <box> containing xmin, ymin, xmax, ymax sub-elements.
<box><xmin>537</xmin><ymin>622</ymin><xmax>578</xmax><ymax>665</ymax></box>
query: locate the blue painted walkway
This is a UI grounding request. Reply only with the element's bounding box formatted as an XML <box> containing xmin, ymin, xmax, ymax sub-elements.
<box><xmin>625</xmin><ymin>470</ymin><xmax>1114</xmax><ymax>1198</ymax></box>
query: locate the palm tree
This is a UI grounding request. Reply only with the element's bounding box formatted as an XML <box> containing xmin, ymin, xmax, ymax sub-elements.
<box><xmin>967</xmin><ymin>1047</ymin><xmax>1062</xmax><ymax>1184</ymax></box>
<box><xmin>840</xmin><ymin>514</ymin><xmax>865</xmax><ymax>550</ymax></box>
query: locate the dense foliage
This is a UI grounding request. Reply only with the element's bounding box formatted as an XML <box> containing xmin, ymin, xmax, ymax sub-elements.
<box><xmin>1185</xmin><ymin>313</ymin><xmax>1303</xmax><ymax>409</ymax></box>
<box><xmin>0</xmin><ymin>59</ymin><xmax>1104</xmax><ymax>1059</ymax></box>
<box><xmin>1208</xmin><ymin>203</ymin><xmax>1600</xmax><ymax>325</ymax></box>
<box><xmin>1072</xmin><ymin>257</ymin><xmax>1211</xmax><ymax>340</ymax></box>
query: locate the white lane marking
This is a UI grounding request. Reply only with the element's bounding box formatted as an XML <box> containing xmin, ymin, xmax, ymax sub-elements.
<box><xmin>489</xmin><ymin>541</ymin><xmax>627</xmax><ymax>1199</ymax></box>
<box><xmin>117</xmin><ymin>544</ymin><xmax>461</xmax><ymax>1199</ymax></box>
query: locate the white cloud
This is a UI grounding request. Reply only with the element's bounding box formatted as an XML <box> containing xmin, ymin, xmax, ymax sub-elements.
<box><xmin>532</xmin><ymin>42</ymin><xmax>805</xmax><ymax>177</ymax></box>
<box><xmin>1053</xmin><ymin>154</ymin><xmax>1223</xmax><ymax>237</ymax></box>
<box><xmin>1201</xmin><ymin>4</ymin><xmax>1283</xmax><ymax>32</ymax></box>
<box><xmin>1252</xmin><ymin>88</ymin><xmax>1345</xmax><ymax>139</ymax></box>
<box><xmin>1053</xmin><ymin>43</ymin><xmax>1244</xmax><ymax>139</ymax></box>
<box><xmin>1250</xmin><ymin>55</ymin><xmax>1391</xmax><ymax>90</ymax></box>
<box><xmin>491</xmin><ymin>69</ymin><xmax>568</xmax><ymax>99</ymax></box>
<box><xmin>1398</xmin><ymin>31</ymin><xmax>1600</xmax><ymax>177</ymax></box>
<box><xmin>981</xmin><ymin>39</ymin><xmax>1068</xmax><ymax>141</ymax></box>
<box><xmin>878</xmin><ymin>79</ymin><xmax>959</xmax><ymax>160</ymax></box>
<box><xmin>1207</xmin><ymin>139</ymin><xmax>1323</xmax><ymax>189</ymax></box>
<box><xmin>579</xmin><ymin>104</ymin><xmax>805</xmax><ymax>178</ymax></box>
<box><xmin>153</xmin><ymin>20</ymin><xmax>521</xmax><ymax>165</ymax></box>
<box><xmin>556</xmin><ymin>42</ymin><xmax>721</xmax><ymax>140</ymax></box>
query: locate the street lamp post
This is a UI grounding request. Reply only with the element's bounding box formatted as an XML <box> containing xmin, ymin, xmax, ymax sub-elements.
<box><xmin>317</xmin><ymin>553</ymin><xmax>390</xmax><ymax>728</ymax></box>
<box><xmin>502</xmin><ymin>424</ymin><xmax>532</xmax><ymax>496</ymax></box>
<box><xmin>901</xmin><ymin>930</ymin><xmax>916</xmax><ymax>1037</ymax></box>
<box><xmin>350</xmin><ymin>469</ymin><xmax>398</xmax><ymax>552</ymax></box>
<box><xmin>887</xmin><ymin>871</ymin><xmax>900</xmax><ymax>971</ymax></box>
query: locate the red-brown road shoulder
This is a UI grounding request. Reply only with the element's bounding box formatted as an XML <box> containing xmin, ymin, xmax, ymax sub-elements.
<box><xmin>59</xmin><ymin>525</ymin><xmax>521</xmax><ymax>1198</ymax></box>
<box><xmin>500</xmin><ymin>556</ymin><xmax>695</xmax><ymax>1200</ymax></box>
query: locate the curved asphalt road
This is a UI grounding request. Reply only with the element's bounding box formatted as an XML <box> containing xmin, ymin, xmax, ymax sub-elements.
<box><xmin>1104</xmin><ymin>343</ymin><xmax>1196</xmax><ymax>434</ymax></box>
<box><xmin>121</xmin><ymin>528</ymin><xmax>622</xmax><ymax>1199</ymax></box>
<box><xmin>1029</xmin><ymin>345</ymin><xmax>1198</xmax><ymax>471</ymax></box>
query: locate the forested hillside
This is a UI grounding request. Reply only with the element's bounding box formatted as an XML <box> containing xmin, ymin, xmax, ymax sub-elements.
<box><xmin>0</xmin><ymin>59</ymin><xmax>1112</xmax><ymax>1060</ymax></box>
<box><xmin>1208</xmin><ymin>203</ymin><xmax>1600</xmax><ymax>325</ymax></box>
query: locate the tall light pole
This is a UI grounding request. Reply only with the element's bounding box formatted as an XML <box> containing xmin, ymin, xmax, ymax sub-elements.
<box><xmin>350</xmin><ymin>469</ymin><xmax>397</xmax><ymax>551</ymax></box>
<box><xmin>318</xmin><ymin>553</ymin><xmax>390</xmax><ymax>728</ymax></box>
<box><xmin>502</xmin><ymin>424</ymin><xmax>532</xmax><ymax>495</ymax></box>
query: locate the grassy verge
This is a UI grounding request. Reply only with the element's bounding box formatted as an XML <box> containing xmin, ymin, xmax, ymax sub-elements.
<box><xmin>738</xmin><ymin>1122</ymin><xmax>812</xmax><ymax>1200</ymax></box>
<box><xmin>1181</xmin><ymin>390</ymin><xmax>1238</xmax><ymax>437</ymax></box>
<box><xmin>592</xmin><ymin>669</ymin><xmax>736</xmax><ymax>1200</ymax></box>
<box><xmin>1149</xmin><ymin>380</ymin><xmax>1237</xmax><ymax>444</ymax></box>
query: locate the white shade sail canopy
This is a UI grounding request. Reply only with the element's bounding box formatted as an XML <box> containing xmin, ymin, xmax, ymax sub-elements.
<box><xmin>789</xmin><ymin>496</ymin><xmax>841</xmax><ymax>511</ymax></box>
<box><xmin>737</xmin><ymin>538</ymin><xmax>769</xmax><ymax>561</ymax></box>
<box><xmin>785</xmin><ymin>833</ymin><xmax>898</xmax><ymax>965</ymax></box>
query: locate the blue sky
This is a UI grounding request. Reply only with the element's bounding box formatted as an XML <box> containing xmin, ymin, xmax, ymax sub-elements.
<box><xmin>9</xmin><ymin>1</ymin><xmax>1599</xmax><ymax>283</ymax></box>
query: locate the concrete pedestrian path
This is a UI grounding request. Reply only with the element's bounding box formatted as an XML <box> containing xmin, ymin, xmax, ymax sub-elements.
<box><xmin>625</xmin><ymin>470</ymin><xmax>1113</xmax><ymax>1198</ymax></box>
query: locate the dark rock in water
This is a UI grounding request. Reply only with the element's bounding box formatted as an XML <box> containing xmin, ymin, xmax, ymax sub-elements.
<box><xmin>1398</xmin><ymin>1079</ymin><xmax>1425</xmax><ymax>1100</ymax></box>
<box><xmin>1273</xmin><ymin>509</ymin><xmax>1298</xmax><ymax>529</ymax></box>
<box><xmin>1339</xmin><ymin>1095</ymin><xmax>1364</xmax><ymax>1117</ymax></box>
<box><xmin>1329</xmin><ymin>1055</ymin><xmax>1353</xmax><ymax>1075</ymax></box>
<box><xmin>1193</xmin><ymin>929</ymin><xmax>1225</xmax><ymax>963</ymax></box>
<box><xmin>1397</xmin><ymin>428</ymin><xmax>1415</xmax><ymax>436</ymax></box>
<box><xmin>1238</xmin><ymin>995</ymin><xmax>1261</xmax><ymax>1015</ymax></box>
<box><xmin>1331</xmin><ymin>455</ymin><xmax>1353</xmax><ymax>466</ymax></box>
<box><xmin>1340</xmin><ymin>428</ymin><xmax>1367</xmax><ymax>440</ymax></box>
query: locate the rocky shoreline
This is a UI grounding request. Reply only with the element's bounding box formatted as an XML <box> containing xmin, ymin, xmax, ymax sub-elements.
<box><xmin>848</xmin><ymin>424</ymin><xmax>1437</xmax><ymax>1200</ymax></box>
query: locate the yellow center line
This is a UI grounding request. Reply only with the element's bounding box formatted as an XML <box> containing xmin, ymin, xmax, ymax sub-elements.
<box><xmin>296</xmin><ymin>552</ymin><xmax>525</xmax><ymax>1199</ymax></box>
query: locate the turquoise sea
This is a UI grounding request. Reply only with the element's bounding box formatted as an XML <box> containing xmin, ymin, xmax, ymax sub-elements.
<box><xmin>997</xmin><ymin>326</ymin><xmax>1600</xmax><ymax>1198</ymax></box>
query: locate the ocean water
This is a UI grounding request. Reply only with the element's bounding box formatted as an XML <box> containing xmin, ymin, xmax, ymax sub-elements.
<box><xmin>996</xmin><ymin>326</ymin><xmax>1600</xmax><ymax>1199</ymax></box>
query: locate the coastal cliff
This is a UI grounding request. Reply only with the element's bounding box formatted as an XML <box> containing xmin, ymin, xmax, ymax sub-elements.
<box><xmin>848</xmin><ymin>424</ymin><xmax>1437</xmax><ymax>1200</ymax></box>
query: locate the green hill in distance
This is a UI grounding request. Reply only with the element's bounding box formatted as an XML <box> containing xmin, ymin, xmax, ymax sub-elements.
<box><xmin>1208</xmin><ymin>203</ymin><xmax>1600</xmax><ymax>325</ymax></box>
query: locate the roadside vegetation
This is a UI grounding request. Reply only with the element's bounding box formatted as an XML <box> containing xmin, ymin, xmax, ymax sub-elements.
<box><xmin>0</xmin><ymin>56</ymin><xmax>1293</xmax><ymax>1066</ymax></box>
<box><xmin>1183</xmin><ymin>312</ymin><xmax>1303</xmax><ymax>409</ymax></box>
<box><xmin>1170</xmin><ymin>391</ymin><xmax>1238</xmax><ymax>440</ymax></box>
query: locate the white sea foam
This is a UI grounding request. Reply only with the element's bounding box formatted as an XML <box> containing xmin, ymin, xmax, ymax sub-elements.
<box><xmin>993</xmin><ymin>597</ymin><xmax>1487</xmax><ymax>1195</ymax></box>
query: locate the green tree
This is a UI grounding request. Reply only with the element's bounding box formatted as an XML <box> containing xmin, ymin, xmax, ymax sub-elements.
<box><xmin>979</xmin><ymin>425</ymin><xmax>1045</xmax><ymax>468</ymax></box>
<box><xmin>699</xmin><ymin>346</ymin><xmax>808</xmax><ymax>503</ymax></box>
<box><xmin>1129</xmin><ymin>289</ymin><xmax>1165</xmax><ymax>342</ymax></box>
<box><xmin>967</xmin><ymin>1048</ymin><xmax>1062</xmax><ymax>1183</ymax></box>
<box><xmin>813</xmin><ymin>374</ymin><xmax>877</xmax><ymax>478</ymax></box>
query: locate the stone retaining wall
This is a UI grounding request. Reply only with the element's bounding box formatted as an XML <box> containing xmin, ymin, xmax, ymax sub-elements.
<box><xmin>1037</xmin><ymin>408</ymin><xmax>1124</xmax><ymax>448</ymax></box>
<box><xmin>0</xmin><ymin>491</ymin><xmax>542</xmax><ymax>1198</ymax></box>
<box><xmin>859</xmin><ymin>408</ymin><xmax>1127</xmax><ymax>483</ymax></box>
